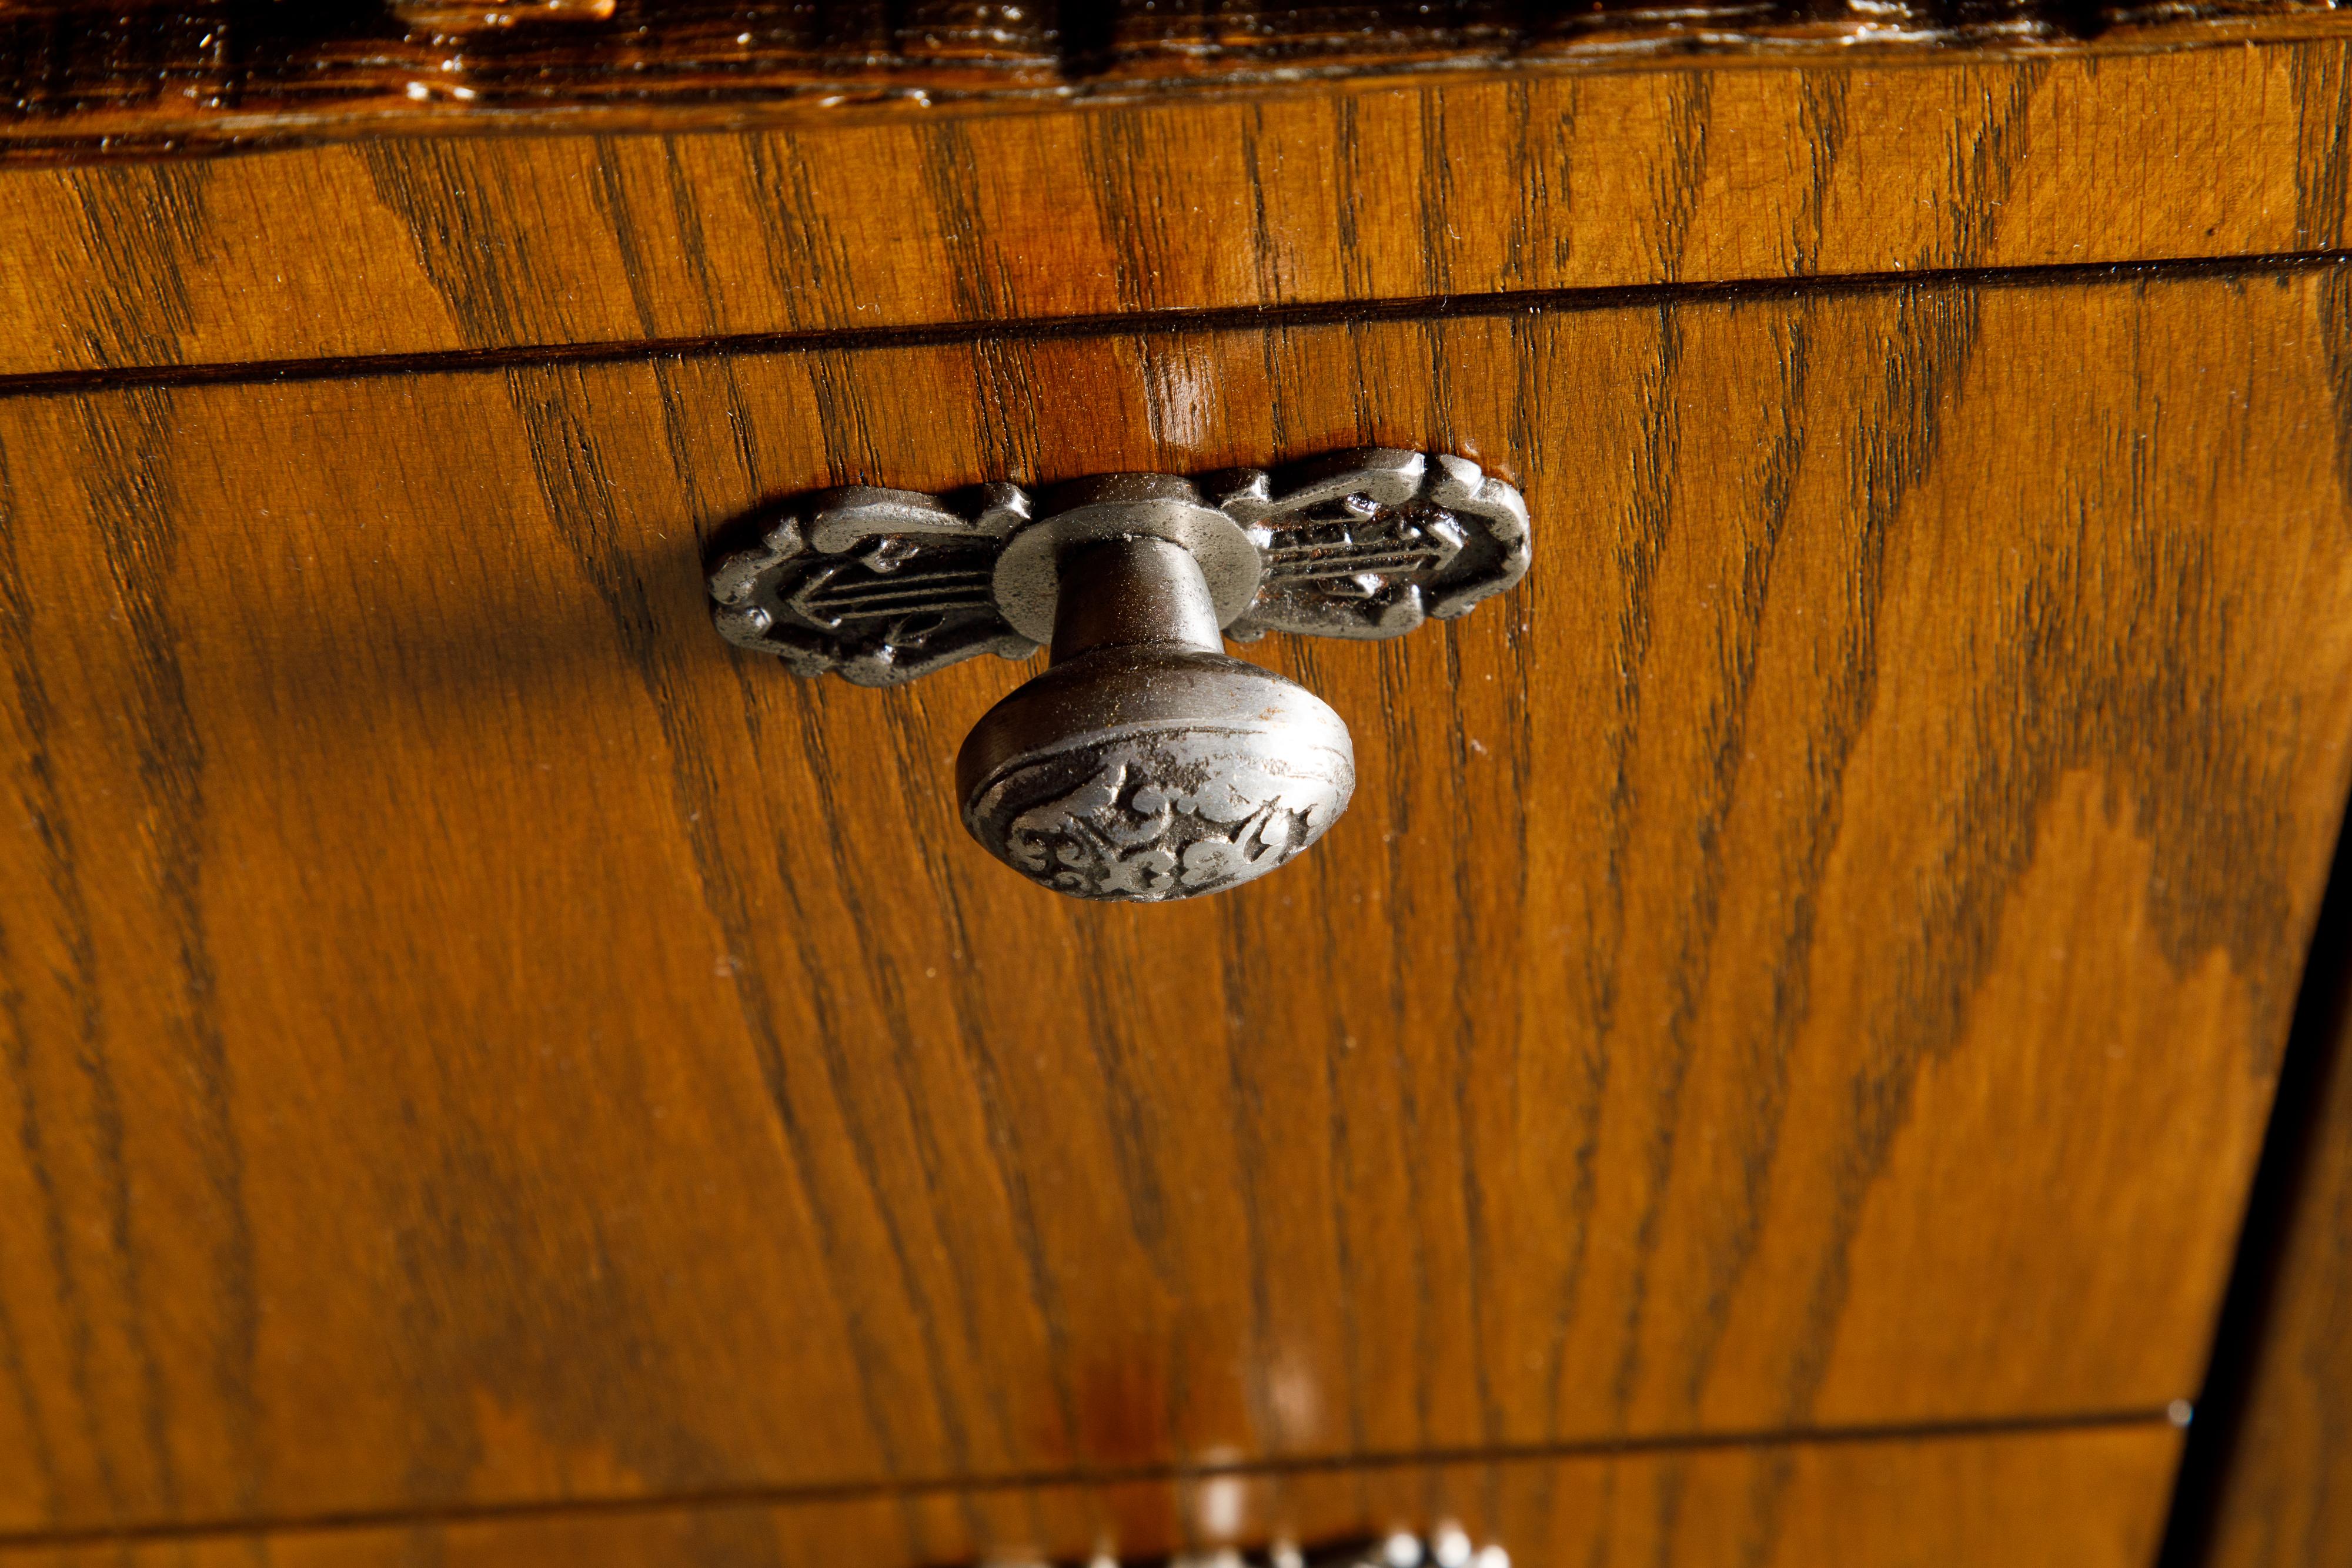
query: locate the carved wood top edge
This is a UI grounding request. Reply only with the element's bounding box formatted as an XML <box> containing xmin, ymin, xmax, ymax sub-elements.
<box><xmin>0</xmin><ymin>0</ymin><xmax>2343</xmax><ymax>163</ymax></box>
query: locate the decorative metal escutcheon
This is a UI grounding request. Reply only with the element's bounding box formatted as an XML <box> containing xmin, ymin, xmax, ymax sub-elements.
<box><xmin>709</xmin><ymin>448</ymin><xmax>1530</xmax><ymax>902</ymax></box>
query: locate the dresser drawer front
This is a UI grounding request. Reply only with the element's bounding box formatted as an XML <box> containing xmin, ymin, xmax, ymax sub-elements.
<box><xmin>0</xmin><ymin>273</ymin><xmax>2341</xmax><ymax>1534</ymax></box>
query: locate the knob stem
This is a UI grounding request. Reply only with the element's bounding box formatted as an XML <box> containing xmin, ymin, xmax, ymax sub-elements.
<box><xmin>1050</xmin><ymin>536</ymin><xmax>1223</xmax><ymax>661</ymax></box>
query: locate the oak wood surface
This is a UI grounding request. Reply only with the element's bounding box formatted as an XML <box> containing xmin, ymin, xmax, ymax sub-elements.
<box><xmin>2200</xmin><ymin>867</ymin><xmax>2352</xmax><ymax>1567</ymax></box>
<box><xmin>6</xmin><ymin>41</ymin><xmax>2352</xmax><ymax>379</ymax></box>
<box><xmin>0</xmin><ymin>0</ymin><xmax>2340</xmax><ymax>162</ymax></box>
<box><xmin>0</xmin><ymin>1425</ymin><xmax>2183</xmax><ymax>1567</ymax></box>
<box><xmin>1</xmin><ymin>269</ymin><xmax>2346</xmax><ymax>1535</ymax></box>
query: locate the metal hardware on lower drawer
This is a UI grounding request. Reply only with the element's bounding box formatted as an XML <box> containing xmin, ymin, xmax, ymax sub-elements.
<box><xmin>709</xmin><ymin>447</ymin><xmax>1531</xmax><ymax>903</ymax></box>
<box><xmin>987</xmin><ymin>1527</ymin><xmax>1509</xmax><ymax>1568</ymax></box>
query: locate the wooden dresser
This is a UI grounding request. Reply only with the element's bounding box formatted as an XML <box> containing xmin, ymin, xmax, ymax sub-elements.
<box><xmin>4</xmin><ymin>4</ymin><xmax>2351</xmax><ymax>1564</ymax></box>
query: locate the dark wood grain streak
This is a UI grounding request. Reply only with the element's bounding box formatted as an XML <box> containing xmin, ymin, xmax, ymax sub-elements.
<box><xmin>504</xmin><ymin>363</ymin><xmax>945</xmax><ymax>1500</ymax></box>
<box><xmin>4</xmin><ymin>44</ymin><xmax>2352</xmax><ymax>377</ymax></box>
<box><xmin>2293</xmin><ymin>44</ymin><xmax>2352</xmax><ymax>251</ymax></box>
<box><xmin>70</xmin><ymin>389</ymin><xmax>261</xmax><ymax>1519</ymax></box>
<box><xmin>0</xmin><ymin>431</ymin><xmax>93</xmax><ymax>1524</ymax></box>
<box><xmin>1778</xmin><ymin>286</ymin><xmax>1985</xmax><ymax>1426</ymax></box>
<box><xmin>1648</xmin><ymin>302</ymin><xmax>1813</xmax><ymax>1423</ymax></box>
<box><xmin>0</xmin><ymin>275</ymin><xmax>2343</xmax><ymax>1537</ymax></box>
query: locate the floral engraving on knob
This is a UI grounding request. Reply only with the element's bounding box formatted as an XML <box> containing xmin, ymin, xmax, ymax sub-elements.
<box><xmin>973</xmin><ymin>736</ymin><xmax>1352</xmax><ymax>902</ymax></box>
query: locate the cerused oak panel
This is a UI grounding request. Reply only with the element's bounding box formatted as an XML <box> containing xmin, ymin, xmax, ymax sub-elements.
<box><xmin>0</xmin><ymin>1426</ymin><xmax>2182</xmax><ymax>1568</ymax></box>
<box><xmin>0</xmin><ymin>270</ymin><xmax>2346</xmax><ymax>1533</ymax></box>
<box><xmin>6</xmin><ymin>42</ymin><xmax>2352</xmax><ymax>378</ymax></box>
<box><xmin>2201</xmin><ymin>867</ymin><xmax>2352</xmax><ymax>1566</ymax></box>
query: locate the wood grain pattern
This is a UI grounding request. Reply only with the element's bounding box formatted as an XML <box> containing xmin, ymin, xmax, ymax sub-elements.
<box><xmin>0</xmin><ymin>0</ymin><xmax>2342</xmax><ymax>162</ymax></box>
<box><xmin>0</xmin><ymin>1425</ymin><xmax>2184</xmax><ymax>1567</ymax></box>
<box><xmin>1</xmin><ymin>269</ymin><xmax>2346</xmax><ymax>1534</ymax></box>
<box><xmin>6</xmin><ymin>39</ymin><xmax>2352</xmax><ymax>379</ymax></box>
<box><xmin>2198</xmin><ymin>860</ymin><xmax>2352</xmax><ymax>1567</ymax></box>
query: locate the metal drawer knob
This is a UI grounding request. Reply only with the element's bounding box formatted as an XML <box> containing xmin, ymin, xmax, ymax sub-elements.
<box><xmin>958</xmin><ymin>524</ymin><xmax>1355</xmax><ymax>900</ymax></box>
<box><xmin>709</xmin><ymin>449</ymin><xmax>1529</xmax><ymax>902</ymax></box>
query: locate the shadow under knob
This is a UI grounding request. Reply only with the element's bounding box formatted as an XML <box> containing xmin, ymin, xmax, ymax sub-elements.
<box><xmin>957</xmin><ymin>536</ymin><xmax>1355</xmax><ymax>902</ymax></box>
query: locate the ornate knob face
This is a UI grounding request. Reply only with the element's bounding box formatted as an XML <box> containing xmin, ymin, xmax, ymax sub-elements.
<box><xmin>958</xmin><ymin>648</ymin><xmax>1355</xmax><ymax>902</ymax></box>
<box><xmin>707</xmin><ymin>449</ymin><xmax>1528</xmax><ymax>904</ymax></box>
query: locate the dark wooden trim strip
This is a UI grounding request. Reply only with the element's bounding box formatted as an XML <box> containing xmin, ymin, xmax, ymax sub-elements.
<box><xmin>0</xmin><ymin>0</ymin><xmax>2345</xmax><ymax>163</ymax></box>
